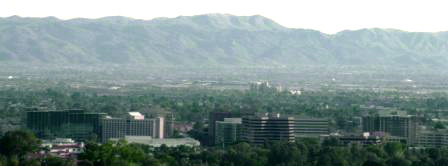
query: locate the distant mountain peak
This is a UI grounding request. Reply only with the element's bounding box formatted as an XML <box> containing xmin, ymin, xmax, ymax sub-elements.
<box><xmin>168</xmin><ymin>13</ymin><xmax>286</xmax><ymax>31</ymax></box>
<box><xmin>0</xmin><ymin>14</ymin><xmax>447</xmax><ymax>67</ymax></box>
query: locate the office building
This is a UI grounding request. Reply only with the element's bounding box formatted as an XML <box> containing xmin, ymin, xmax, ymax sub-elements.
<box><xmin>208</xmin><ymin>112</ymin><xmax>240</xmax><ymax>145</ymax></box>
<box><xmin>416</xmin><ymin>129</ymin><xmax>448</xmax><ymax>148</ymax></box>
<box><xmin>362</xmin><ymin>111</ymin><xmax>417</xmax><ymax>144</ymax></box>
<box><xmin>100</xmin><ymin>112</ymin><xmax>164</xmax><ymax>142</ymax></box>
<box><xmin>294</xmin><ymin>118</ymin><xmax>329</xmax><ymax>138</ymax></box>
<box><xmin>215</xmin><ymin>118</ymin><xmax>242</xmax><ymax>146</ymax></box>
<box><xmin>163</xmin><ymin>113</ymin><xmax>175</xmax><ymax>138</ymax></box>
<box><xmin>26</xmin><ymin>109</ymin><xmax>106</xmax><ymax>140</ymax></box>
<box><xmin>241</xmin><ymin>113</ymin><xmax>295</xmax><ymax>144</ymax></box>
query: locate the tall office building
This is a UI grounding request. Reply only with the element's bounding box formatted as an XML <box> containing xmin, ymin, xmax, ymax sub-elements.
<box><xmin>100</xmin><ymin>112</ymin><xmax>164</xmax><ymax>142</ymax></box>
<box><xmin>215</xmin><ymin>118</ymin><xmax>242</xmax><ymax>146</ymax></box>
<box><xmin>241</xmin><ymin>113</ymin><xmax>295</xmax><ymax>144</ymax></box>
<box><xmin>362</xmin><ymin>111</ymin><xmax>417</xmax><ymax>144</ymax></box>
<box><xmin>26</xmin><ymin>109</ymin><xmax>107</xmax><ymax>140</ymax></box>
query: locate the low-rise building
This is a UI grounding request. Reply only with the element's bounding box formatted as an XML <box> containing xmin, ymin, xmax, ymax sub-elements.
<box><xmin>323</xmin><ymin>132</ymin><xmax>407</xmax><ymax>146</ymax></box>
<box><xmin>121</xmin><ymin>136</ymin><xmax>200</xmax><ymax>147</ymax></box>
<box><xmin>416</xmin><ymin>129</ymin><xmax>448</xmax><ymax>148</ymax></box>
<box><xmin>41</xmin><ymin>138</ymin><xmax>84</xmax><ymax>158</ymax></box>
<box><xmin>338</xmin><ymin>133</ymin><xmax>383</xmax><ymax>146</ymax></box>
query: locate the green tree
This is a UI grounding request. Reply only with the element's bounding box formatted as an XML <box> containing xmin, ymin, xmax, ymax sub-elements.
<box><xmin>386</xmin><ymin>157</ymin><xmax>411</xmax><ymax>166</ymax></box>
<box><xmin>0</xmin><ymin>130</ymin><xmax>41</xmax><ymax>160</ymax></box>
<box><xmin>268</xmin><ymin>142</ymin><xmax>302</xmax><ymax>166</ymax></box>
<box><xmin>384</xmin><ymin>142</ymin><xmax>404</xmax><ymax>157</ymax></box>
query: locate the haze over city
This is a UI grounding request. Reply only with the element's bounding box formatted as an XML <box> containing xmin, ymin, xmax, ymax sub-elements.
<box><xmin>2</xmin><ymin>0</ymin><xmax>448</xmax><ymax>165</ymax></box>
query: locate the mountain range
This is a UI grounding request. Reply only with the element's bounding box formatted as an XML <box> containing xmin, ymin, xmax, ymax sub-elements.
<box><xmin>1</xmin><ymin>14</ymin><xmax>447</xmax><ymax>67</ymax></box>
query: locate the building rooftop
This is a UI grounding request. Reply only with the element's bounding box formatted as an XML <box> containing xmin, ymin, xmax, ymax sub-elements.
<box><xmin>377</xmin><ymin>110</ymin><xmax>410</xmax><ymax>117</ymax></box>
<box><xmin>218</xmin><ymin>118</ymin><xmax>242</xmax><ymax>124</ymax></box>
<box><xmin>121</xmin><ymin>136</ymin><xmax>200</xmax><ymax>147</ymax></box>
<box><xmin>128</xmin><ymin>112</ymin><xmax>145</xmax><ymax>120</ymax></box>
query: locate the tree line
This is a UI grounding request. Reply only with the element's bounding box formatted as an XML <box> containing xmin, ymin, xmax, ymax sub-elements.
<box><xmin>2</xmin><ymin>129</ymin><xmax>448</xmax><ymax>166</ymax></box>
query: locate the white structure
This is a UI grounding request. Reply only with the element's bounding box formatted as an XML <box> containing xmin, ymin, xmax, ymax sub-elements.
<box><xmin>155</xmin><ymin>117</ymin><xmax>164</xmax><ymax>139</ymax></box>
<box><xmin>128</xmin><ymin>112</ymin><xmax>145</xmax><ymax>120</ymax></box>
<box><xmin>100</xmin><ymin>112</ymin><xmax>165</xmax><ymax>142</ymax></box>
<box><xmin>41</xmin><ymin>138</ymin><xmax>84</xmax><ymax>158</ymax></box>
<box><xmin>123</xmin><ymin>136</ymin><xmax>200</xmax><ymax>147</ymax></box>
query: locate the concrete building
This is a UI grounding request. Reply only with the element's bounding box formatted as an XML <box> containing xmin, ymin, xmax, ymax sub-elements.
<box><xmin>294</xmin><ymin>118</ymin><xmax>329</xmax><ymax>138</ymax></box>
<box><xmin>362</xmin><ymin>111</ymin><xmax>417</xmax><ymax>144</ymax></box>
<box><xmin>324</xmin><ymin>132</ymin><xmax>407</xmax><ymax>146</ymax></box>
<box><xmin>416</xmin><ymin>129</ymin><xmax>448</xmax><ymax>148</ymax></box>
<box><xmin>215</xmin><ymin>118</ymin><xmax>242</xmax><ymax>146</ymax></box>
<box><xmin>241</xmin><ymin>113</ymin><xmax>295</xmax><ymax>144</ymax></box>
<box><xmin>121</xmin><ymin>136</ymin><xmax>200</xmax><ymax>147</ymax></box>
<box><xmin>26</xmin><ymin>109</ymin><xmax>106</xmax><ymax>141</ymax></box>
<box><xmin>163</xmin><ymin>113</ymin><xmax>174</xmax><ymax>138</ymax></box>
<box><xmin>337</xmin><ymin>133</ymin><xmax>383</xmax><ymax>146</ymax></box>
<box><xmin>100</xmin><ymin>112</ymin><xmax>164</xmax><ymax>142</ymax></box>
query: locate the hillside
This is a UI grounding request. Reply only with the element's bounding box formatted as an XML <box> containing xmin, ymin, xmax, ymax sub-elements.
<box><xmin>1</xmin><ymin>14</ymin><xmax>447</xmax><ymax>67</ymax></box>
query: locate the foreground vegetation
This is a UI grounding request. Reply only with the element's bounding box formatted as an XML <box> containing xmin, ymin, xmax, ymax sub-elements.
<box><xmin>2</xmin><ymin>130</ymin><xmax>448</xmax><ymax>166</ymax></box>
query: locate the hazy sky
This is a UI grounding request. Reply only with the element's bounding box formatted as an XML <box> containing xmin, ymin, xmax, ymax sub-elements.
<box><xmin>1</xmin><ymin>0</ymin><xmax>447</xmax><ymax>34</ymax></box>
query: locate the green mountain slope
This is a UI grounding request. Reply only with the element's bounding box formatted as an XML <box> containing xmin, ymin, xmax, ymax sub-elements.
<box><xmin>0</xmin><ymin>14</ymin><xmax>447</xmax><ymax>67</ymax></box>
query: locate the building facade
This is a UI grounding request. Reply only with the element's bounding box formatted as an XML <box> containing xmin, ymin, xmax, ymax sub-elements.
<box><xmin>215</xmin><ymin>118</ymin><xmax>242</xmax><ymax>146</ymax></box>
<box><xmin>163</xmin><ymin>113</ymin><xmax>174</xmax><ymax>138</ymax></box>
<box><xmin>121</xmin><ymin>136</ymin><xmax>200</xmax><ymax>147</ymax></box>
<box><xmin>362</xmin><ymin>112</ymin><xmax>417</xmax><ymax>144</ymax></box>
<box><xmin>416</xmin><ymin>130</ymin><xmax>448</xmax><ymax>148</ymax></box>
<box><xmin>100</xmin><ymin>113</ymin><xmax>164</xmax><ymax>142</ymax></box>
<box><xmin>294</xmin><ymin>118</ymin><xmax>329</xmax><ymax>138</ymax></box>
<box><xmin>208</xmin><ymin>112</ymin><xmax>238</xmax><ymax>145</ymax></box>
<box><xmin>338</xmin><ymin>134</ymin><xmax>383</xmax><ymax>146</ymax></box>
<box><xmin>26</xmin><ymin>109</ymin><xmax>106</xmax><ymax>140</ymax></box>
<box><xmin>241</xmin><ymin>113</ymin><xmax>295</xmax><ymax>144</ymax></box>
<box><xmin>27</xmin><ymin>110</ymin><xmax>166</xmax><ymax>143</ymax></box>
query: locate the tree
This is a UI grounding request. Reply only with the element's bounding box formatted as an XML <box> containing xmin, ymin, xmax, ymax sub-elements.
<box><xmin>363</xmin><ymin>159</ymin><xmax>386</xmax><ymax>166</ymax></box>
<box><xmin>434</xmin><ymin>122</ymin><xmax>446</xmax><ymax>130</ymax></box>
<box><xmin>384</xmin><ymin>142</ymin><xmax>404</xmax><ymax>157</ymax></box>
<box><xmin>0</xmin><ymin>155</ymin><xmax>7</xmax><ymax>166</ymax></box>
<box><xmin>268</xmin><ymin>142</ymin><xmax>302</xmax><ymax>166</ymax></box>
<box><xmin>386</xmin><ymin>157</ymin><xmax>411</xmax><ymax>166</ymax></box>
<box><xmin>0</xmin><ymin>130</ymin><xmax>41</xmax><ymax>160</ymax></box>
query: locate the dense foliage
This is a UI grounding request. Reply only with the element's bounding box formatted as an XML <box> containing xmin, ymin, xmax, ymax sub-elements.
<box><xmin>2</xmin><ymin>130</ymin><xmax>448</xmax><ymax>166</ymax></box>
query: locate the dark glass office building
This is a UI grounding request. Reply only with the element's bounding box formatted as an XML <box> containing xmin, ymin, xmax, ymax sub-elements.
<box><xmin>26</xmin><ymin>109</ymin><xmax>106</xmax><ymax>141</ymax></box>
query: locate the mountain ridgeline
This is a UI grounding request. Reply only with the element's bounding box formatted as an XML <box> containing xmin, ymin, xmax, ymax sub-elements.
<box><xmin>1</xmin><ymin>14</ymin><xmax>448</xmax><ymax>67</ymax></box>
